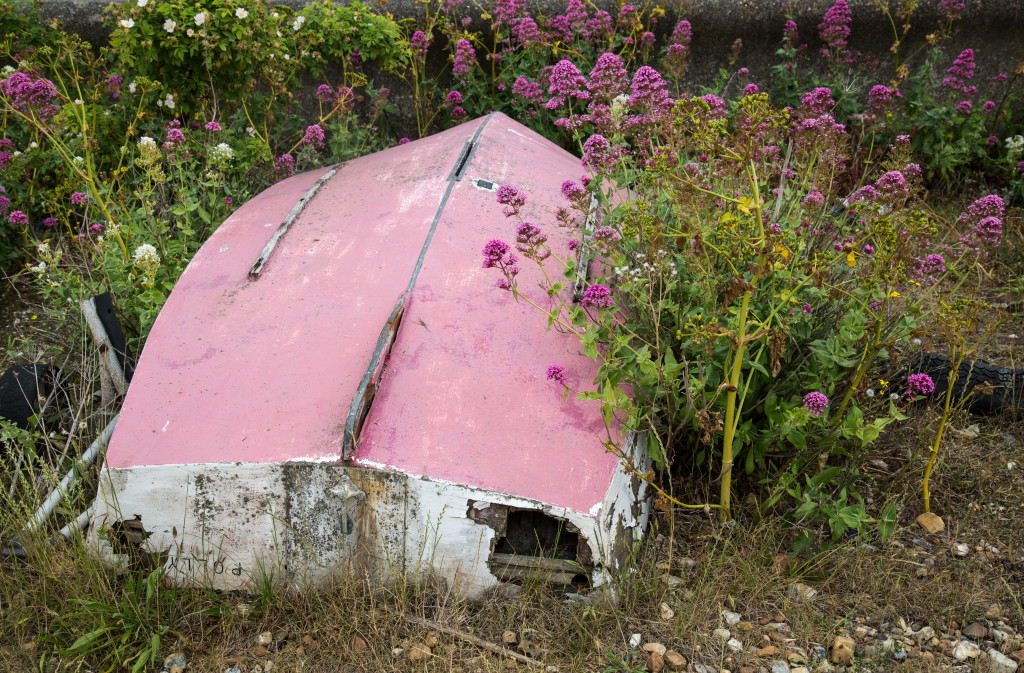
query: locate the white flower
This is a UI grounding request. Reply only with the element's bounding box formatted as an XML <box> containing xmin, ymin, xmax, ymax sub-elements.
<box><xmin>128</xmin><ymin>80</ymin><xmax>137</xmax><ymax>94</ymax></box>
<box><xmin>1</xmin><ymin>65</ymin><xmax>14</xmax><ymax>76</ymax></box>
<box><xmin>137</xmin><ymin>0</ymin><xmax>148</xmax><ymax>5</ymax></box>
<box><xmin>276</xmin><ymin>30</ymin><xmax>282</xmax><ymax>37</ymax></box>
<box><xmin>187</xmin><ymin>28</ymin><xmax>195</xmax><ymax>36</ymax></box>
<box><xmin>912</xmin><ymin>338</ymin><xmax>921</xmax><ymax>346</ymax></box>
<box><xmin>29</xmin><ymin>141</ymin><xmax>38</xmax><ymax>149</ymax></box>
<box><xmin>235</xmin><ymin>7</ymin><xmax>248</xmax><ymax>18</ymax></box>
<box><xmin>866</xmin><ymin>389</ymin><xmax>875</xmax><ymax>397</ymax></box>
<box><xmin>157</xmin><ymin>99</ymin><xmax>163</xmax><ymax>107</ymax></box>
<box><xmin>271</xmin><ymin>11</ymin><xmax>279</xmax><ymax>17</ymax></box>
<box><xmin>246</xmin><ymin>126</ymin><xmax>256</xmax><ymax>136</ymax></box>
<box><xmin>164</xmin><ymin>94</ymin><xmax>175</xmax><ymax>109</ymax></box>
<box><xmin>119</xmin><ymin>18</ymin><xmax>135</xmax><ymax>28</ymax></box>
<box><xmin>194</xmin><ymin>11</ymin><xmax>206</xmax><ymax>25</ymax></box>
<box><xmin>292</xmin><ymin>14</ymin><xmax>305</xmax><ymax>30</ymax></box>
<box><xmin>12</xmin><ymin>151</ymin><xmax>20</xmax><ymax>157</ymax></box>
<box><xmin>890</xmin><ymin>392</ymin><xmax>899</xmax><ymax>400</ymax></box>
<box><xmin>30</xmin><ymin>261</ymin><xmax>46</xmax><ymax>273</ymax></box>
<box><xmin>163</xmin><ymin>18</ymin><xmax>176</xmax><ymax>32</ymax></box>
<box><xmin>133</xmin><ymin>243</ymin><xmax>160</xmax><ymax>266</ymax></box>
<box><xmin>73</xmin><ymin>155</ymin><xmax>84</xmax><ymax>164</ymax></box>
<box><xmin>138</xmin><ymin>136</ymin><xmax>157</xmax><ymax>150</ymax></box>
<box><xmin>74</xmin><ymin>99</ymin><xmax>83</xmax><ymax>105</ymax></box>
<box><xmin>283</xmin><ymin>53</ymin><xmax>290</xmax><ymax>60</ymax></box>
<box><xmin>210</xmin><ymin>142</ymin><xmax>234</xmax><ymax>163</ymax></box>
<box><xmin>1009</xmin><ymin>334</ymin><xmax>1019</xmax><ymax>339</ymax></box>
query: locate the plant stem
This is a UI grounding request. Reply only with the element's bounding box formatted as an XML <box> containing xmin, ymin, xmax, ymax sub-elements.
<box><xmin>720</xmin><ymin>288</ymin><xmax>752</xmax><ymax>519</ymax></box>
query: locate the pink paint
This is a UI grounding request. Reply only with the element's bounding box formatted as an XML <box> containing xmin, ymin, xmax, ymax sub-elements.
<box><xmin>105</xmin><ymin>113</ymin><xmax>618</xmax><ymax>514</ymax></box>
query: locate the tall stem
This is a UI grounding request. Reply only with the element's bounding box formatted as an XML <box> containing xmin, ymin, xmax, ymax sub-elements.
<box><xmin>720</xmin><ymin>289</ymin><xmax>752</xmax><ymax>519</ymax></box>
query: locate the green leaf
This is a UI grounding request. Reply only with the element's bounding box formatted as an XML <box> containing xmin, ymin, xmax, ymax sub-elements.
<box><xmin>878</xmin><ymin>503</ymin><xmax>898</xmax><ymax>540</ymax></box>
<box><xmin>647</xmin><ymin>432</ymin><xmax>663</xmax><ymax>468</ymax></box>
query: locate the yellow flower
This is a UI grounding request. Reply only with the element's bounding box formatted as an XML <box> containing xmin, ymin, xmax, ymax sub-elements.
<box><xmin>846</xmin><ymin>251</ymin><xmax>856</xmax><ymax>268</ymax></box>
<box><xmin>31</xmin><ymin>315</ymin><xmax>37</xmax><ymax>320</ymax></box>
<box><xmin>890</xmin><ymin>291</ymin><xmax>900</xmax><ymax>297</ymax></box>
<box><xmin>879</xmin><ymin>379</ymin><xmax>888</xmax><ymax>388</ymax></box>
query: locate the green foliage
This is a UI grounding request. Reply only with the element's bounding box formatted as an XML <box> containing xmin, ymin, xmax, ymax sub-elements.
<box><xmin>105</xmin><ymin>0</ymin><xmax>288</xmax><ymax>114</ymax></box>
<box><xmin>295</xmin><ymin>0</ymin><xmax>408</xmax><ymax>78</ymax></box>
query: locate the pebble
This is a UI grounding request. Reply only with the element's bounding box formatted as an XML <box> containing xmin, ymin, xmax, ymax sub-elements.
<box><xmin>727</xmin><ymin>639</ymin><xmax>744</xmax><ymax>652</ymax></box>
<box><xmin>391</xmin><ymin>648</ymin><xmax>405</xmax><ymax>658</ymax></box>
<box><xmin>630</xmin><ymin>634</ymin><xmax>643</xmax><ymax>648</ymax></box>
<box><xmin>665</xmin><ymin>650</ymin><xmax>687</xmax><ymax>670</ymax></box>
<box><xmin>788</xmin><ymin>583</ymin><xmax>819</xmax><ymax>601</ymax></box>
<box><xmin>791</xmin><ymin>667</ymin><xmax>809</xmax><ymax>673</ymax></box>
<box><xmin>952</xmin><ymin>543</ymin><xmax>970</xmax><ymax>557</ymax></box>
<box><xmin>163</xmin><ymin>653</ymin><xmax>188</xmax><ymax>673</ymax></box>
<box><xmin>771</xmin><ymin>660</ymin><xmax>790</xmax><ymax>673</ymax></box>
<box><xmin>723</xmin><ymin>611</ymin><xmax>742</xmax><ymax>626</ymax></box>
<box><xmin>916</xmin><ymin>512</ymin><xmax>945</xmax><ymax>533</ymax></box>
<box><xmin>988</xmin><ymin>648</ymin><xmax>1019</xmax><ymax>673</ymax></box>
<box><xmin>964</xmin><ymin>623</ymin><xmax>988</xmax><ymax>640</ymax></box>
<box><xmin>648</xmin><ymin>652</ymin><xmax>666</xmax><ymax>673</ymax></box>
<box><xmin>831</xmin><ymin>636</ymin><xmax>855</xmax><ymax>665</ymax></box>
<box><xmin>954</xmin><ymin>641</ymin><xmax>981</xmax><ymax>661</ymax></box>
<box><xmin>714</xmin><ymin>629</ymin><xmax>732</xmax><ymax>641</ymax></box>
<box><xmin>661</xmin><ymin>603</ymin><xmax>676</xmax><ymax>620</ymax></box>
<box><xmin>644</xmin><ymin>643</ymin><xmax>668</xmax><ymax>656</ymax></box>
<box><xmin>408</xmin><ymin>643</ymin><xmax>432</xmax><ymax>661</ymax></box>
<box><xmin>502</xmin><ymin>630</ymin><xmax>517</xmax><ymax>645</ymax></box>
<box><xmin>257</xmin><ymin>632</ymin><xmax>273</xmax><ymax>646</ymax></box>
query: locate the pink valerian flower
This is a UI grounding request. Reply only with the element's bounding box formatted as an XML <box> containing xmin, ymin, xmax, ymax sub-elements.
<box><xmin>546</xmin><ymin>364</ymin><xmax>567</xmax><ymax>383</ymax></box>
<box><xmin>868</xmin><ymin>85</ymin><xmax>899</xmax><ymax>112</ymax></box>
<box><xmin>937</xmin><ymin>0</ymin><xmax>965</xmax><ymax>23</ymax></box>
<box><xmin>496</xmin><ymin>184</ymin><xmax>526</xmax><ymax>217</ymax></box>
<box><xmin>302</xmin><ymin>125</ymin><xmax>326</xmax><ymax>148</ymax></box>
<box><xmin>0</xmin><ymin>72</ymin><xmax>60</xmax><ymax>121</ymax></box>
<box><xmin>982</xmin><ymin>100</ymin><xmax>996</xmax><ymax>115</ymax></box>
<box><xmin>580</xmin><ymin>283</ymin><xmax>615</xmax><ymax>309</ymax></box>
<box><xmin>670</xmin><ymin>19</ymin><xmax>692</xmax><ymax>55</ymax></box>
<box><xmin>640</xmin><ymin>31</ymin><xmax>656</xmax><ymax>50</ymax></box>
<box><xmin>563</xmin><ymin>0</ymin><xmax>589</xmax><ymax>36</ymax></box>
<box><xmin>514</xmin><ymin>17</ymin><xmax>542</xmax><ymax>47</ymax></box>
<box><xmin>89</xmin><ymin>223</ymin><xmax>103</xmax><ymax>234</ymax></box>
<box><xmin>398</xmin><ymin>138</ymin><xmax>410</xmax><ymax>145</ymax></box>
<box><xmin>618</xmin><ymin>4</ymin><xmax>635</xmax><ymax>23</ymax></box>
<box><xmin>70</xmin><ymin>191</ymin><xmax>88</xmax><ymax>206</ymax></box>
<box><xmin>902</xmin><ymin>163</ymin><xmax>922</xmax><ymax>181</ymax></box>
<box><xmin>446</xmin><ymin>90</ymin><xmax>463</xmax><ymax>106</ymax></box>
<box><xmin>410</xmin><ymin>30</ymin><xmax>430</xmax><ymax>57</ymax></box>
<box><xmin>783</xmin><ymin>19</ymin><xmax>799</xmax><ymax>42</ymax></box>
<box><xmin>42</xmin><ymin>217</ymin><xmax>57</xmax><ymax>227</ymax></box>
<box><xmin>803</xmin><ymin>391</ymin><xmax>829</xmax><ymax>416</ymax></box>
<box><xmin>0</xmin><ymin>195</ymin><xmax>9</xmax><ymax>216</ymax></box>
<box><xmin>516</xmin><ymin>221</ymin><xmax>549</xmax><ymax>260</ymax></box>
<box><xmin>546</xmin><ymin>59</ymin><xmax>590</xmax><ymax>110</ymax></box>
<box><xmin>512</xmin><ymin>77</ymin><xmax>544</xmax><ymax>106</ymax></box>
<box><xmin>106</xmin><ymin>74</ymin><xmax>123</xmax><ymax>100</ymax></box>
<box><xmin>587</xmin><ymin>11</ymin><xmax>613</xmax><ymax>42</ymax></box>
<box><xmin>818</xmin><ymin>0</ymin><xmax>852</xmax><ymax>59</ymax></box>
<box><xmin>802</xmin><ymin>190</ymin><xmax>826</xmax><ymax>211</ymax></box>
<box><xmin>561</xmin><ymin>179</ymin><xmax>587</xmax><ymax>203</ymax></box>
<box><xmin>275</xmin><ymin>154</ymin><xmax>296</xmax><ymax>177</ymax></box>
<box><xmin>7</xmin><ymin>210</ymin><xmax>29</xmax><ymax>226</ymax></box>
<box><xmin>988</xmin><ymin>135</ymin><xmax>999</xmax><ymax>144</ymax></box>
<box><xmin>581</xmin><ymin>134</ymin><xmax>618</xmax><ymax>172</ymax></box>
<box><xmin>628</xmin><ymin>66</ymin><xmax>671</xmax><ymax>117</ymax></box>
<box><xmin>955</xmin><ymin>100</ymin><xmax>972</xmax><ymax>114</ymax></box>
<box><xmin>315</xmin><ymin>84</ymin><xmax>333</xmax><ymax>102</ymax></box>
<box><xmin>546</xmin><ymin>15</ymin><xmax>573</xmax><ymax>42</ymax></box>
<box><xmin>591</xmin><ymin>226</ymin><xmax>621</xmax><ymax>249</ymax></box>
<box><xmin>450</xmin><ymin>106</ymin><xmax>467</xmax><ymax>121</ymax></box>
<box><xmin>452</xmin><ymin>39</ymin><xmax>476</xmax><ymax>79</ymax></box>
<box><xmin>863</xmin><ymin>244</ymin><xmax>875</xmax><ymax>254</ymax></box>
<box><xmin>955</xmin><ymin>194</ymin><xmax>1005</xmax><ymax>255</ymax></box>
<box><xmin>895</xmin><ymin>134</ymin><xmax>911</xmax><ymax>146</ymax></box>
<box><xmin>205</xmin><ymin>121</ymin><xmax>222</xmax><ymax>132</ymax></box>
<box><xmin>915</xmin><ymin>253</ymin><xmax>947</xmax><ymax>283</ymax></box>
<box><xmin>335</xmin><ymin>86</ymin><xmax>355</xmax><ymax>110</ymax></box>
<box><xmin>742</xmin><ymin>83</ymin><xmax>760</xmax><ymax>97</ymax></box>
<box><xmin>907</xmin><ymin>373</ymin><xmax>935</xmax><ymax>395</ymax></box>
<box><xmin>568</xmin><ymin>239</ymin><xmax>581</xmax><ymax>252</ymax></box>
<box><xmin>482</xmin><ymin>239</ymin><xmax>520</xmax><ymax>290</ymax></box>
<box><xmin>492</xmin><ymin>0</ymin><xmax>526</xmax><ymax>26</ymax></box>
<box><xmin>875</xmin><ymin>170</ymin><xmax>908</xmax><ymax>201</ymax></box>
<box><xmin>943</xmin><ymin>48</ymin><xmax>976</xmax><ymax>97</ymax></box>
<box><xmin>164</xmin><ymin>127</ymin><xmax>186</xmax><ymax>149</ymax></box>
<box><xmin>799</xmin><ymin>87</ymin><xmax>835</xmax><ymax>117</ymax></box>
<box><xmin>587</xmin><ymin>52</ymin><xmax>628</xmax><ymax>103</ymax></box>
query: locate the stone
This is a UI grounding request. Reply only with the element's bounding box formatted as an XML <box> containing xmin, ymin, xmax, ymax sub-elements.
<box><xmin>502</xmin><ymin>631</ymin><xmax>517</xmax><ymax>645</ymax></box>
<box><xmin>262</xmin><ymin>661</ymin><xmax>274</xmax><ymax>673</ymax></box>
<box><xmin>727</xmin><ymin>639</ymin><xmax>744</xmax><ymax>653</ymax></box>
<box><xmin>792</xmin><ymin>668</ymin><xmax>809</xmax><ymax>673</ymax></box>
<box><xmin>953</xmin><ymin>543</ymin><xmax>970</xmax><ymax>557</ymax></box>
<box><xmin>648</xmin><ymin>652</ymin><xmax>666</xmax><ymax>673</ymax></box>
<box><xmin>661</xmin><ymin>603</ymin><xmax>676</xmax><ymax>620</ymax></box>
<box><xmin>770</xmin><ymin>633</ymin><xmax>792</xmax><ymax>643</ymax></box>
<box><xmin>714</xmin><ymin>629</ymin><xmax>732</xmax><ymax>641</ymax></box>
<box><xmin>774</xmin><ymin>614</ymin><xmax>788</xmax><ymax>623</ymax></box>
<box><xmin>352</xmin><ymin>636</ymin><xmax>368</xmax><ymax>653</ymax></box>
<box><xmin>630</xmin><ymin>634</ymin><xmax>643</xmax><ymax>648</ymax></box>
<box><xmin>788</xmin><ymin>583</ymin><xmax>818</xmax><ymax>601</ymax></box>
<box><xmin>964</xmin><ymin>623</ymin><xmax>989</xmax><ymax>641</ymax></box>
<box><xmin>814</xmin><ymin>663</ymin><xmax>834</xmax><ymax>673</ymax></box>
<box><xmin>831</xmin><ymin>636</ymin><xmax>855</xmax><ymax>665</ymax></box>
<box><xmin>425</xmin><ymin>632</ymin><xmax>440</xmax><ymax>648</ymax></box>
<box><xmin>990</xmin><ymin>649</ymin><xmax>1020</xmax><ymax>673</ymax></box>
<box><xmin>694</xmin><ymin>665</ymin><xmax>718</xmax><ymax>673</ymax></box>
<box><xmin>408</xmin><ymin>643</ymin><xmax>432</xmax><ymax>661</ymax></box>
<box><xmin>771</xmin><ymin>660</ymin><xmax>790</xmax><ymax>673</ymax></box>
<box><xmin>740</xmin><ymin>667</ymin><xmax>756</xmax><ymax>673</ymax></box>
<box><xmin>913</xmin><ymin>627</ymin><xmax>935</xmax><ymax>644</ymax></box>
<box><xmin>391</xmin><ymin>648</ymin><xmax>405</xmax><ymax>658</ymax></box>
<box><xmin>723</xmin><ymin>611</ymin><xmax>743</xmax><ymax>626</ymax></box>
<box><xmin>954</xmin><ymin>641</ymin><xmax>981</xmax><ymax>661</ymax></box>
<box><xmin>757</xmin><ymin>646</ymin><xmax>781</xmax><ymax>656</ymax></box>
<box><xmin>163</xmin><ymin>653</ymin><xmax>188</xmax><ymax>673</ymax></box>
<box><xmin>644</xmin><ymin>643</ymin><xmax>668</xmax><ymax>657</ymax></box>
<box><xmin>737</xmin><ymin>622</ymin><xmax>755</xmax><ymax>632</ymax></box>
<box><xmin>258</xmin><ymin>632</ymin><xmax>273</xmax><ymax>646</ymax></box>
<box><xmin>987</xmin><ymin>606</ymin><xmax>1004</xmax><ymax>620</ymax></box>
<box><xmin>665</xmin><ymin>651</ymin><xmax>687</xmax><ymax>670</ymax></box>
<box><xmin>760</xmin><ymin>617</ymin><xmax>772</xmax><ymax>626</ymax></box>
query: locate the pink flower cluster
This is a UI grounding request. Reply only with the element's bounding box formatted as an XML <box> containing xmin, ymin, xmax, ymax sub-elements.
<box><xmin>818</xmin><ymin>0</ymin><xmax>852</xmax><ymax>60</ymax></box>
<box><xmin>943</xmin><ymin>48</ymin><xmax>976</xmax><ymax>99</ymax></box>
<box><xmin>452</xmin><ymin>39</ymin><xmax>476</xmax><ymax>79</ymax></box>
<box><xmin>0</xmin><ymin>71</ymin><xmax>60</xmax><ymax>121</ymax></box>
<box><xmin>580</xmin><ymin>283</ymin><xmax>615</xmax><ymax>308</ymax></box>
<box><xmin>803</xmin><ymin>391</ymin><xmax>829</xmax><ymax>416</ymax></box>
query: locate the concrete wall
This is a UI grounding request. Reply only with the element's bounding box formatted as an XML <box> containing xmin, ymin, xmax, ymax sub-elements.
<box><xmin>33</xmin><ymin>0</ymin><xmax>1024</xmax><ymax>88</ymax></box>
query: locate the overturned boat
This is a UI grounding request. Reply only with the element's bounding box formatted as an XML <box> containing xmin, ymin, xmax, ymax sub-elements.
<box><xmin>88</xmin><ymin>113</ymin><xmax>651</xmax><ymax>595</ymax></box>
